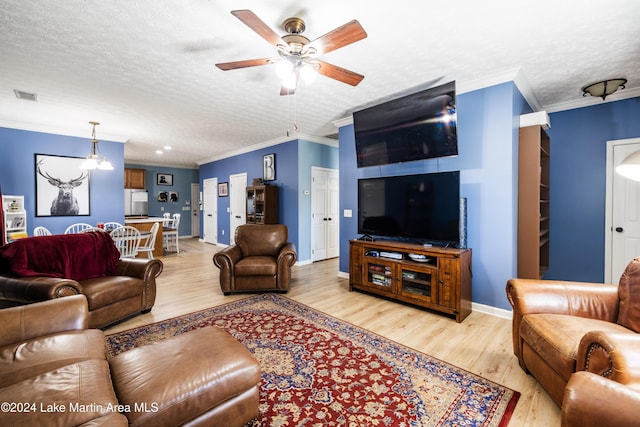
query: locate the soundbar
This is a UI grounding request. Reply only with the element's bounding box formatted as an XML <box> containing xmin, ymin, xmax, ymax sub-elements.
<box><xmin>379</xmin><ymin>251</ymin><xmax>403</xmax><ymax>260</ymax></box>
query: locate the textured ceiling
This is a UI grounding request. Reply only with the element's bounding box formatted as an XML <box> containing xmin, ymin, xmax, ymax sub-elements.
<box><xmin>1</xmin><ymin>0</ymin><xmax>639</xmax><ymax>168</ymax></box>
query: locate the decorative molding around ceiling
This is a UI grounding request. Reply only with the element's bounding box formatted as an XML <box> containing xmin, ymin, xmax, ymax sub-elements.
<box><xmin>0</xmin><ymin>119</ymin><xmax>129</xmax><ymax>143</ymax></box>
<box><xmin>196</xmin><ymin>133</ymin><xmax>338</xmax><ymax>165</ymax></box>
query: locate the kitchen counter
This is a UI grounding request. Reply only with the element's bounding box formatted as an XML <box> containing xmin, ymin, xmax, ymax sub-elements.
<box><xmin>125</xmin><ymin>217</ymin><xmax>164</xmax><ymax>257</ymax></box>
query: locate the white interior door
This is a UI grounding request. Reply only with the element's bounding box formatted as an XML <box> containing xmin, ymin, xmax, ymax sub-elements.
<box><xmin>202</xmin><ymin>178</ymin><xmax>217</xmax><ymax>244</ymax></box>
<box><xmin>229</xmin><ymin>173</ymin><xmax>247</xmax><ymax>244</ymax></box>
<box><xmin>311</xmin><ymin>167</ymin><xmax>339</xmax><ymax>261</ymax></box>
<box><xmin>191</xmin><ymin>183</ymin><xmax>200</xmax><ymax>238</ymax></box>
<box><xmin>606</xmin><ymin>138</ymin><xmax>640</xmax><ymax>283</ymax></box>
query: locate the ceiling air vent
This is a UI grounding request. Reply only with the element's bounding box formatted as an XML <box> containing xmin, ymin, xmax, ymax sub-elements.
<box><xmin>13</xmin><ymin>89</ymin><xmax>38</xmax><ymax>102</ymax></box>
<box><xmin>325</xmin><ymin>133</ymin><xmax>339</xmax><ymax>140</ymax></box>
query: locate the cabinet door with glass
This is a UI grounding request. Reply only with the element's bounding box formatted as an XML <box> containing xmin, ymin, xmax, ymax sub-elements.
<box><xmin>399</xmin><ymin>263</ymin><xmax>437</xmax><ymax>304</ymax></box>
<box><xmin>362</xmin><ymin>257</ymin><xmax>396</xmax><ymax>294</ymax></box>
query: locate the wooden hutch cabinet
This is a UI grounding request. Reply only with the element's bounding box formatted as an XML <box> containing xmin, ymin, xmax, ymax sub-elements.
<box><xmin>246</xmin><ymin>185</ymin><xmax>278</xmax><ymax>224</ymax></box>
<box><xmin>349</xmin><ymin>239</ymin><xmax>472</xmax><ymax>322</ymax></box>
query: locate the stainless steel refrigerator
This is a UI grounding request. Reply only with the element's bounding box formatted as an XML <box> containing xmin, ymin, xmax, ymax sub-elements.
<box><xmin>124</xmin><ymin>189</ymin><xmax>148</xmax><ymax>216</ymax></box>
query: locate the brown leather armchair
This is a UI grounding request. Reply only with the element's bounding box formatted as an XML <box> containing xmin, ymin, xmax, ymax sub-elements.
<box><xmin>213</xmin><ymin>224</ymin><xmax>296</xmax><ymax>294</ymax></box>
<box><xmin>561</xmin><ymin>371</ymin><xmax>640</xmax><ymax>427</ymax></box>
<box><xmin>506</xmin><ymin>256</ymin><xmax>640</xmax><ymax>406</ymax></box>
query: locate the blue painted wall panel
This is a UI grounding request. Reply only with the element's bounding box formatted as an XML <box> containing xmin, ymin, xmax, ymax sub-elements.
<box><xmin>546</xmin><ymin>97</ymin><xmax>640</xmax><ymax>282</ymax></box>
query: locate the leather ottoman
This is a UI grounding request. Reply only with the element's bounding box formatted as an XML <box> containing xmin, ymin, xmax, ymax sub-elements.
<box><xmin>109</xmin><ymin>326</ymin><xmax>261</xmax><ymax>427</ymax></box>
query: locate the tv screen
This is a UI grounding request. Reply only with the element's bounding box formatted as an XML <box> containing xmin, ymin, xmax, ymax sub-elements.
<box><xmin>353</xmin><ymin>81</ymin><xmax>457</xmax><ymax>168</ymax></box>
<box><xmin>358</xmin><ymin>171</ymin><xmax>460</xmax><ymax>245</ymax></box>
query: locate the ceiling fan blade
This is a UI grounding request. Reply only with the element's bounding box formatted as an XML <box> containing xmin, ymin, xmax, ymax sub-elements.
<box><xmin>215</xmin><ymin>58</ymin><xmax>272</xmax><ymax>70</ymax></box>
<box><xmin>306</xmin><ymin>20</ymin><xmax>367</xmax><ymax>56</ymax></box>
<box><xmin>231</xmin><ymin>10</ymin><xmax>287</xmax><ymax>47</ymax></box>
<box><xmin>280</xmin><ymin>85</ymin><xmax>296</xmax><ymax>96</ymax></box>
<box><xmin>316</xmin><ymin>60</ymin><xmax>364</xmax><ymax>86</ymax></box>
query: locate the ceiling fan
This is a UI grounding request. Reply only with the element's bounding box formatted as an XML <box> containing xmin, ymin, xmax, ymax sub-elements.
<box><xmin>215</xmin><ymin>10</ymin><xmax>367</xmax><ymax>95</ymax></box>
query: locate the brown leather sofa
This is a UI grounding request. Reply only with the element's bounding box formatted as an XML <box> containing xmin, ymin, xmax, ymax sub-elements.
<box><xmin>562</xmin><ymin>371</ymin><xmax>640</xmax><ymax>427</ymax></box>
<box><xmin>506</xmin><ymin>256</ymin><xmax>640</xmax><ymax>407</ymax></box>
<box><xmin>0</xmin><ymin>295</ymin><xmax>261</xmax><ymax>426</ymax></box>
<box><xmin>0</xmin><ymin>232</ymin><xmax>163</xmax><ymax>328</ymax></box>
<box><xmin>213</xmin><ymin>224</ymin><xmax>297</xmax><ymax>294</ymax></box>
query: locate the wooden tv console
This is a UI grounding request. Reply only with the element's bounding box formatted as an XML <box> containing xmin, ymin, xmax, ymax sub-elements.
<box><xmin>349</xmin><ymin>239</ymin><xmax>472</xmax><ymax>322</ymax></box>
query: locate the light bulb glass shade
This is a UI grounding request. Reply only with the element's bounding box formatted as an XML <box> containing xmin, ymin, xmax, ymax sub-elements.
<box><xmin>98</xmin><ymin>160</ymin><xmax>114</xmax><ymax>170</ymax></box>
<box><xmin>275</xmin><ymin>60</ymin><xmax>294</xmax><ymax>79</ymax></box>
<box><xmin>582</xmin><ymin>78</ymin><xmax>627</xmax><ymax>100</ymax></box>
<box><xmin>80</xmin><ymin>157</ymin><xmax>98</xmax><ymax>170</ymax></box>
<box><xmin>616</xmin><ymin>150</ymin><xmax>640</xmax><ymax>181</ymax></box>
<box><xmin>282</xmin><ymin>72</ymin><xmax>298</xmax><ymax>89</ymax></box>
<box><xmin>300</xmin><ymin>64</ymin><xmax>318</xmax><ymax>84</ymax></box>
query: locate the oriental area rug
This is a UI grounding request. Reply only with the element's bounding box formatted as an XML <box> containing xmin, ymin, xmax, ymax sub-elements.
<box><xmin>106</xmin><ymin>294</ymin><xmax>519</xmax><ymax>426</ymax></box>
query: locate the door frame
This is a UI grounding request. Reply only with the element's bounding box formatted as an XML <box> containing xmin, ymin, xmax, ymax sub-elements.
<box><xmin>604</xmin><ymin>137</ymin><xmax>640</xmax><ymax>282</ymax></box>
<box><xmin>311</xmin><ymin>166</ymin><xmax>339</xmax><ymax>262</ymax></box>
<box><xmin>229</xmin><ymin>173</ymin><xmax>247</xmax><ymax>245</ymax></box>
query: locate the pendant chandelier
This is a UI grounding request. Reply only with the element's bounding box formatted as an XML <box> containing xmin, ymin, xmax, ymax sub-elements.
<box><xmin>80</xmin><ymin>121</ymin><xmax>113</xmax><ymax>170</ymax></box>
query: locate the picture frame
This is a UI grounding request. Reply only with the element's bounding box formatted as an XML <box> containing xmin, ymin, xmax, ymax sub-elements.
<box><xmin>157</xmin><ymin>191</ymin><xmax>168</xmax><ymax>202</ymax></box>
<box><xmin>35</xmin><ymin>154</ymin><xmax>90</xmax><ymax>217</ymax></box>
<box><xmin>263</xmin><ymin>153</ymin><xmax>276</xmax><ymax>181</ymax></box>
<box><xmin>157</xmin><ymin>173</ymin><xmax>173</xmax><ymax>186</ymax></box>
<box><xmin>218</xmin><ymin>182</ymin><xmax>228</xmax><ymax>197</ymax></box>
<box><xmin>169</xmin><ymin>191</ymin><xmax>179</xmax><ymax>202</ymax></box>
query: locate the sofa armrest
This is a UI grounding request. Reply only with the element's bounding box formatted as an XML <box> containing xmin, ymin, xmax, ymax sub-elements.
<box><xmin>213</xmin><ymin>245</ymin><xmax>242</xmax><ymax>293</ymax></box>
<box><xmin>562</xmin><ymin>371</ymin><xmax>640</xmax><ymax>427</ymax></box>
<box><xmin>277</xmin><ymin>242</ymin><xmax>297</xmax><ymax>267</ymax></box>
<box><xmin>0</xmin><ymin>294</ymin><xmax>89</xmax><ymax>347</ymax></box>
<box><xmin>116</xmin><ymin>257</ymin><xmax>163</xmax><ymax>280</ymax></box>
<box><xmin>0</xmin><ymin>275</ymin><xmax>82</xmax><ymax>303</ymax></box>
<box><xmin>577</xmin><ymin>330</ymin><xmax>640</xmax><ymax>385</ymax></box>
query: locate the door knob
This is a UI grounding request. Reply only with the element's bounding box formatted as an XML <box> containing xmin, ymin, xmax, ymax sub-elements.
<box><xmin>615</xmin><ymin>227</ymin><xmax>624</xmax><ymax>232</ymax></box>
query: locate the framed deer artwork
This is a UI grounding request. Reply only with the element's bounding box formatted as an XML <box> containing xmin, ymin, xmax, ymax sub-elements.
<box><xmin>35</xmin><ymin>154</ymin><xmax>91</xmax><ymax>216</ymax></box>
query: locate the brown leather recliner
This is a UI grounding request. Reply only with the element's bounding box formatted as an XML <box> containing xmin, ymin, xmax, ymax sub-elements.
<box><xmin>561</xmin><ymin>371</ymin><xmax>640</xmax><ymax>427</ymax></box>
<box><xmin>506</xmin><ymin>256</ymin><xmax>640</xmax><ymax>407</ymax></box>
<box><xmin>213</xmin><ymin>224</ymin><xmax>296</xmax><ymax>295</ymax></box>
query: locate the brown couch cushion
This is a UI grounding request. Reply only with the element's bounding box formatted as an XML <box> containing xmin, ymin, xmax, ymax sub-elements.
<box><xmin>0</xmin><ymin>359</ymin><xmax>121</xmax><ymax>426</ymax></box>
<box><xmin>617</xmin><ymin>256</ymin><xmax>640</xmax><ymax>332</ymax></box>
<box><xmin>520</xmin><ymin>313</ymin><xmax>630</xmax><ymax>381</ymax></box>
<box><xmin>235</xmin><ymin>256</ymin><xmax>277</xmax><ymax>276</ymax></box>
<box><xmin>0</xmin><ymin>329</ymin><xmax>106</xmax><ymax>388</ymax></box>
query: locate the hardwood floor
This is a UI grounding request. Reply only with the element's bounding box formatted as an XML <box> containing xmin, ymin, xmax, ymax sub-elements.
<box><xmin>106</xmin><ymin>238</ymin><xmax>561</xmax><ymax>426</ymax></box>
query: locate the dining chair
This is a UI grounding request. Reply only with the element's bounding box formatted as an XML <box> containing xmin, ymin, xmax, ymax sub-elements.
<box><xmin>137</xmin><ymin>222</ymin><xmax>159</xmax><ymax>259</ymax></box>
<box><xmin>103</xmin><ymin>221</ymin><xmax>123</xmax><ymax>232</ymax></box>
<box><xmin>163</xmin><ymin>213</ymin><xmax>180</xmax><ymax>253</ymax></box>
<box><xmin>33</xmin><ymin>226</ymin><xmax>52</xmax><ymax>236</ymax></box>
<box><xmin>109</xmin><ymin>226</ymin><xmax>142</xmax><ymax>258</ymax></box>
<box><xmin>64</xmin><ymin>223</ymin><xmax>93</xmax><ymax>234</ymax></box>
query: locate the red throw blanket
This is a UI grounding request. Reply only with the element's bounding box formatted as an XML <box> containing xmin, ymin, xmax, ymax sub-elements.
<box><xmin>0</xmin><ymin>232</ymin><xmax>120</xmax><ymax>281</ymax></box>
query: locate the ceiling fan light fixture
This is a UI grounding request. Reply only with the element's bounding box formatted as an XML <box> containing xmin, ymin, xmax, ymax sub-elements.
<box><xmin>582</xmin><ymin>78</ymin><xmax>627</xmax><ymax>100</ymax></box>
<box><xmin>275</xmin><ymin>59</ymin><xmax>294</xmax><ymax>79</ymax></box>
<box><xmin>300</xmin><ymin>63</ymin><xmax>318</xmax><ymax>84</ymax></box>
<box><xmin>282</xmin><ymin>72</ymin><xmax>298</xmax><ymax>89</ymax></box>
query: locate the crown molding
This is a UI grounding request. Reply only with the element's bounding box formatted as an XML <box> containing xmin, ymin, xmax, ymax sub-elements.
<box><xmin>197</xmin><ymin>133</ymin><xmax>337</xmax><ymax>165</ymax></box>
<box><xmin>0</xmin><ymin>119</ymin><xmax>129</xmax><ymax>143</ymax></box>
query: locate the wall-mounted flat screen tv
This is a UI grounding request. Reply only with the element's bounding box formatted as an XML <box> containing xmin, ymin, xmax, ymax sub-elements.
<box><xmin>353</xmin><ymin>81</ymin><xmax>457</xmax><ymax>168</ymax></box>
<box><xmin>358</xmin><ymin>171</ymin><xmax>460</xmax><ymax>246</ymax></box>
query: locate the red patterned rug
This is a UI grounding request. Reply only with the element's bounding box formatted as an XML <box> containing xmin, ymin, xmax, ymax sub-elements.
<box><xmin>106</xmin><ymin>294</ymin><xmax>519</xmax><ymax>426</ymax></box>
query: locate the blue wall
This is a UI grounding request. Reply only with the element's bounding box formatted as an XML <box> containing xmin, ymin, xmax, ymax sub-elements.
<box><xmin>339</xmin><ymin>82</ymin><xmax>532</xmax><ymax>310</ymax></box>
<box><xmin>0</xmin><ymin>127</ymin><xmax>124</xmax><ymax>235</ymax></box>
<box><xmin>199</xmin><ymin>138</ymin><xmax>338</xmax><ymax>262</ymax></box>
<box><xmin>199</xmin><ymin>139</ymin><xmax>300</xmax><ymax>248</ymax></box>
<box><xmin>126</xmin><ymin>163</ymin><xmax>199</xmax><ymax>237</ymax></box>
<box><xmin>546</xmin><ymin>97</ymin><xmax>640</xmax><ymax>282</ymax></box>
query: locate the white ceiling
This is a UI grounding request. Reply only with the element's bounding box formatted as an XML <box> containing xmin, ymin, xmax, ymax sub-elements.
<box><xmin>1</xmin><ymin>0</ymin><xmax>639</xmax><ymax>169</ymax></box>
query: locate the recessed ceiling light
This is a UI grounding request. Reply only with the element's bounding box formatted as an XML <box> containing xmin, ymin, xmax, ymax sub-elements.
<box><xmin>164</xmin><ymin>146</ymin><xmax>172</xmax><ymax>150</ymax></box>
<box><xmin>155</xmin><ymin>150</ymin><xmax>163</xmax><ymax>155</ymax></box>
